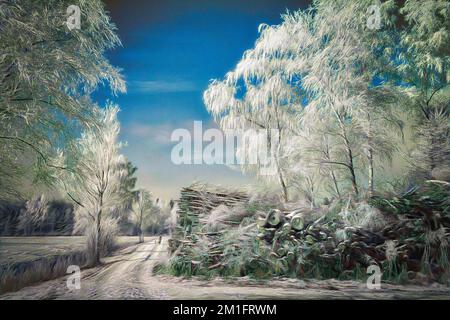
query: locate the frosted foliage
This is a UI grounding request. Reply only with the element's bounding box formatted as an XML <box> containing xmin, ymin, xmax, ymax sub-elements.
<box><xmin>204</xmin><ymin>0</ymin><xmax>407</xmax><ymax>200</ymax></box>
<box><xmin>131</xmin><ymin>189</ymin><xmax>154</xmax><ymax>242</ymax></box>
<box><xmin>59</xmin><ymin>105</ymin><xmax>128</xmax><ymax>263</ymax></box>
<box><xmin>0</xmin><ymin>0</ymin><xmax>126</xmax><ymax>200</ymax></box>
<box><xmin>399</xmin><ymin>0</ymin><xmax>450</xmax><ymax>179</ymax></box>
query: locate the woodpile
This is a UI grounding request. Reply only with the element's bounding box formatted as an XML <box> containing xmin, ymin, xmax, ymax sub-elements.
<box><xmin>168</xmin><ymin>182</ymin><xmax>449</xmax><ymax>281</ymax></box>
<box><xmin>177</xmin><ymin>183</ymin><xmax>249</xmax><ymax>216</ymax></box>
<box><xmin>168</xmin><ymin>183</ymin><xmax>249</xmax><ymax>253</ymax></box>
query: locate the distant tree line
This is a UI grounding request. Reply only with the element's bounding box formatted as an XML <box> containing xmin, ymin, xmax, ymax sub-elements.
<box><xmin>0</xmin><ymin>197</ymin><xmax>74</xmax><ymax>236</ymax></box>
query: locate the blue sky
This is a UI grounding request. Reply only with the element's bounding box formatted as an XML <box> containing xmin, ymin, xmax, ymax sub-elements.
<box><xmin>97</xmin><ymin>0</ymin><xmax>309</xmax><ymax>200</ymax></box>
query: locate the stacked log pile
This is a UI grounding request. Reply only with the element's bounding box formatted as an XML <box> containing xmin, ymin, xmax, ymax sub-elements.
<box><xmin>168</xmin><ymin>183</ymin><xmax>249</xmax><ymax>254</ymax></box>
<box><xmin>168</xmin><ymin>182</ymin><xmax>449</xmax><ymax>282</ymax></box>
<box><xmin>177</xmin><ymin>183</ymin><xmax>249</xmax><ymax>215</ymax></box>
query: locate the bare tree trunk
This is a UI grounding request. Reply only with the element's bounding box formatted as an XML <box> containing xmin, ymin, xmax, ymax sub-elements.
<box><xmin>348</xmin><ymin>155</ymin><xmax>359</xmax><ymax>196</ymax></box>
<box><xmin>367</xmin><ymin>113</ymin><xmax>374</xmax><ymax>197</ymax></box>
<box><xmin>335</xmin><ymin>113</ymin><xmax>359</xmax><ymax>197</ymax></box>
<box><xmin>272</xmin><ymin>137</ymin><xmax>288</xmax><ymax>202</ymax></box>
<box><xmin>330</xmin><ymin>170</ymin><xmax>341</xmax><ymax>198</ymax></box>
<box><xmin>308</xmin><ymin>176</ymin><xmax>315</xmax><ymax>208</ymax></box>
<box><xmin>276</xmin><ymin>160</ymin><xmax>289</xmax><ymax>203</ymax></box>
<box><xmin>368</xmin><ymin>147</ymin><xmax>374</xmax><ymax>197</ymax></box>
<box><xmin>323</xmin><ymin>138</ymin><xmax>341</xmax><ymax>198</ymax></box>
<box><xmin>273</xmin><ymin>115</ymin><xmax>288</xmax><ymax>203</ymax></box>
<box><xmin>138</xmin><ymin>209</ymin><xmax>144</xmax><ymax>243</ymax></box>
<box><xmin>342</xmin><ymin>128</ymin><xmax>359</xmax><ymax>196</ymax></box>
<box><xmin>138</xmin><ymin>226</ymin><xmax>143</xmax><ymax>243</ymax></box>
<box><xmin>249</xmin><ymin>109</ymin><xmax>289</xmax><ymax>203</ymax></box>
<box><xmin>95</xmin><ymin>193</ymin><xmax>103</xmax><ymax>265</ymax></box>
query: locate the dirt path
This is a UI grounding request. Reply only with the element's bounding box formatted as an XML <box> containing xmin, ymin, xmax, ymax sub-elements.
<box><xmin>1</xmin><ymin>237</ymin><xmax>449</xmax><ymax>300</ymax></box>
<box><xmin>0</xmin><ymin>237</ymin><xmax>169</xmax><ymax>300</ymax></box>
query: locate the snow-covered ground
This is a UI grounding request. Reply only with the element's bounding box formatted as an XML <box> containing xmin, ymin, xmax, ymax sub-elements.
<box><xmin>1</xmin><ymin>237</ymin><xmax>449</xmax><ymax>300</ymax></box>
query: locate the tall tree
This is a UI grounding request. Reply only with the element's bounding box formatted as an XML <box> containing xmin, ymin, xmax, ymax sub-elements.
<box><xmin>398</xmin><ymin>0</ymin><xmax>450</xmax><ymax>179</ymax></box>
<box><xmin>204</xmin><ymin>73</ymin><xmax>298</xmax><ymax>202</ymax></box>
<box><xmin>296</xmin><ymin>0</ymin><xmax>402</xmax><ymax>197</ymax></box>
<box><xmin>111</xmin><ymin>161</ymin><xmax>139</xmax><ymax>228</ymax></box>
<box><xmin>58</xmin><ymin>105</ymin><xmax>128</xmax><ymax>265</ymax></box>
<box><xmin>0</xmin><ymin>0</ymin><xmax>125</xmax><ymax>200</ymax></box>
<box><xmin>131</xmin><ymin>189</ymin><xmax>153</xmax><ymax>243</ymax></box>
<box><xmin>204</xmin><ymin>0</ymin><xmax>406</xmax><ymax>200</ymax></box>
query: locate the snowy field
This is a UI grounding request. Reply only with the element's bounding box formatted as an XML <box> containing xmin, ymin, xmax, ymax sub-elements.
<box><xmin>0</xmin><ymin>236</ymin><xmax>139</xmax><ymax>266</ymax></box>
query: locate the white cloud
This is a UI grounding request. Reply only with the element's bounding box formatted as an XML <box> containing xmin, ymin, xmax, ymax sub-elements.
<box><xmin>124</xmin><ymin>123</ymin><xmax>174</xmax><ymax>145</ymax></box>
<box><xmin>130</xmin><ymin>80</ymin><xmax>197</xmax><ymax>93</ymax></box>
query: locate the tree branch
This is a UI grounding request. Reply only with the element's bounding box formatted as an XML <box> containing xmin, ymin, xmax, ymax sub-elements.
<box><xmin>319</xmin><ymin>160</ymin><xmax>351</xmax><ymax>169</ymax></box>
<box><xmin>244</xmin><ymin>116</ymin><xmax>266</xmax><ymax>129</ymax></box>
<box><xmin>426</xmin><ymin>85</ymin><xmax>447</xmax><ymax>107</ymax></box>
<box><xmin>66</xmin><ymin>192</ymin><xmax>84</xmax><ymax>208</ymax></box>
<box><xmin>0</xmin><ymin>135</ymin><xmax>68</xmax><ymax>171</ymax></box>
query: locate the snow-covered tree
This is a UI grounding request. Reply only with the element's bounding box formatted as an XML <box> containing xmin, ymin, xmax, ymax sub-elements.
<box><xmin>131</xmin><ymin>189</ymin><xmax>154</xmax><ymax>243</ymax></box>
<box><xmin>298</xmin><ymin>1</ymin><xmax>405</xmax><ymax>197</ymax></box>
<box><xmin>0</xmin><ymin>0</ymin><xmax>125</xmax><ymax>200</ymax></box>
<box><xmin>286</xmin><ymin>117</ymin><xmax>345</xmax><ymax>200</ymax></box>
<box><xmin>204</xmin><ymin>0</ymin><xmax>408</xmax><ymax>200</ymax></box>
<box><xmin>398</xmin><ymin>0</ymin><xmax>450</xmax><ymax>179</ymax></box>
<box><xmin>59</xmin><ymin>105</ymin><xmax>128</xmax><ymax>265</ymax></box>
<box><xmin>204</xmin><ymin>24</ymin><xmax>306</xmax><ymax>202</ymax></box>
<box><xmin>147</xmin><ymin>198</ymin><xmax>171</xmax><ymax>235</ymax></box>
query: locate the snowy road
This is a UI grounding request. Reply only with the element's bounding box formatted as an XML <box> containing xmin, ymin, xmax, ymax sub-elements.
<box><xmin>0</xmin><ymin>237</ymin><xmax>170</xmax><ymax>300</ymax></box>
<box><xmin>1</xmin><ymin>237</ymin><xmax>449</xmax><ymax>300</ymax></box>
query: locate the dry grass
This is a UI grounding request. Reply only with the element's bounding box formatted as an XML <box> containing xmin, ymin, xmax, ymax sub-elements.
<box><xmin>0</xmin><ymin>251</ymin><xmax>86</xmax><ymax>294</ymax></box>
<box><xmin>0</xmin><ymin>236</ymin><xmax>137</xmax><ymax>294</ymax></box>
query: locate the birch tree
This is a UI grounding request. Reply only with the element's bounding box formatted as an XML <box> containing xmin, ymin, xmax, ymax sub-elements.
<box><xmin>398</xmin><ymin>0</ymin><xmax>450</xmax><ymax>180</ymax></box>
<box><xmin>204</xmin><ymin>0</ymin><xmax>408</xmax><ymax>200</ymax></box>
<box><xmin>287</xmin><ymin>117</ymin><xmax>345</xmax><ymax>199</ymax></box>
<box><xmin>203</xmin><ymin>36</ymin><xmax>301</xmax><ymax>202</ymax></box>
<box><xmin>59</xmin><ymin>105</ymin><xmax>128</xmax><ymax>265</ymax></box>
<box><xmin>297</xmin><ymin>1</ymin><xmax>404</xmax><ymax>197</ymax></box>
